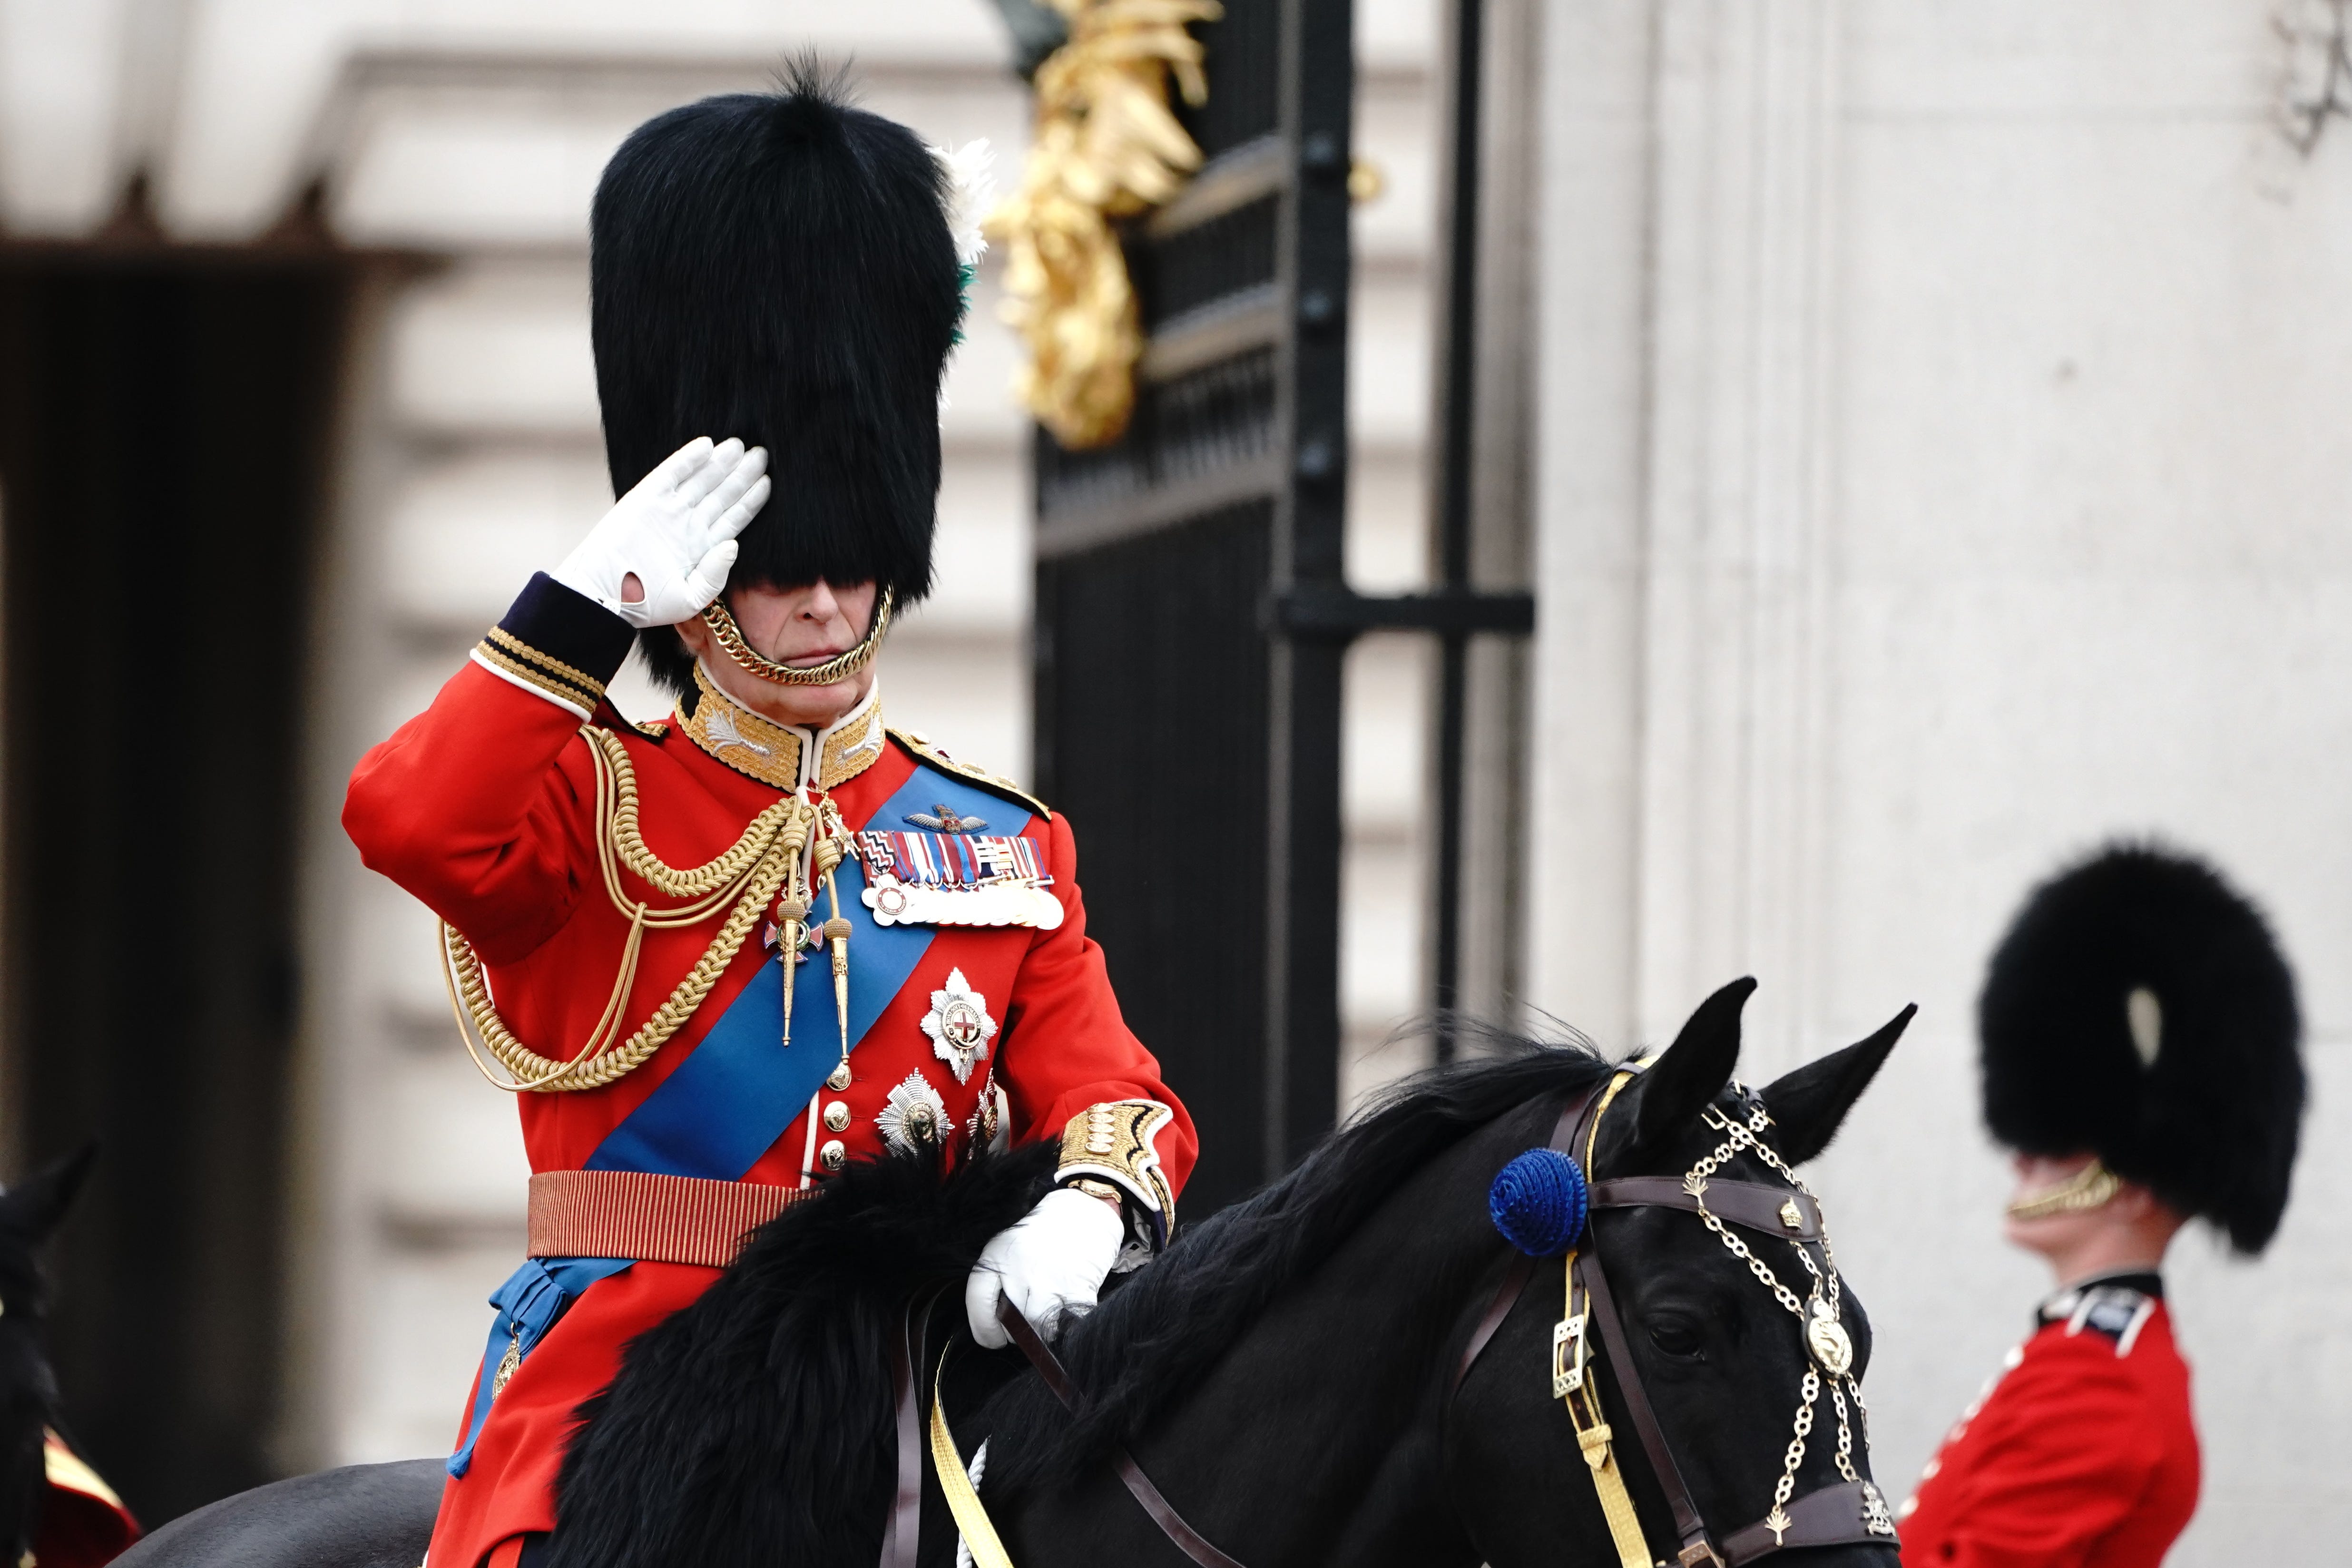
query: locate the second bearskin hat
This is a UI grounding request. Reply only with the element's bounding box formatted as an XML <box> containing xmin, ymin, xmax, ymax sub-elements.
<box><xmin>590</xmin><ymin>65</ymin><xmax>964</xmax><ymax>695</ymax></box>
<box><xmin>1979</xmin><ymin>843</ymin><xmax>2304</xmax><ymax>1253</ymax></box>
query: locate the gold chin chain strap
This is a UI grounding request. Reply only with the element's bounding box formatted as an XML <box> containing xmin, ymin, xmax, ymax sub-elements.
<box><xmin>1685</xmin><ymin>1101</ymin><xmax>1881</xmax><ymax>1548</ymax></box>
<box><xmin>702</xmin><ymin>586</ymin><xmax>895</xmax><ymax>687</ymax></box>
<box><xmin>441</xmin><ymin>724</ymin><xmax>821</xmax><ymax>1093</ymax></box>
<box><xmin>2004</xmin><ymin>1158</ymin><xmax>2121</xmax><ymax>1221</ymax></box>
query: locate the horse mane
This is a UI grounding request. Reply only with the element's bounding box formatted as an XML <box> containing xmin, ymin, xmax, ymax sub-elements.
<box><xmin>547</xmin><ymin>1139</ymin><xmax>1057</xmax><ymax>1568</ymax></box>
<box><xmin>985</xmin><ymin>1033</ymin><xmax>1611</xmax><ymax>1493</ymax></box>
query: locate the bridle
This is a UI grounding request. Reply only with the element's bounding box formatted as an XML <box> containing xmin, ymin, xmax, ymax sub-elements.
<box><xmin>914</xmin><ymin>1068</ymin><xmax>1898</xmax><ymax>1568</ymax></box>
<box><xmin>1452</xmin><ymin>1071</ymin><xmax>1899</xmax><ymax>1567</ymax></box>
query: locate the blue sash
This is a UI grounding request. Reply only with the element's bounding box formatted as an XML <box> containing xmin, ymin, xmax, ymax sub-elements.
<box><xmin>582</xmin><ymin>763</ymin><xmax>1032</xmax><ymax>1180</ymax></box>
<box><xmin>447</xmin><ymin>1255</ymin><xmax>633</xmax><ymax>1476</ymax></box>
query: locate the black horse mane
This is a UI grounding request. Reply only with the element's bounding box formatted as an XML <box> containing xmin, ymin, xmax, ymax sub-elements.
<box><xmin>985</xmin><ymin>1036</ymin><xmax>1610</xmax><ymax>1492</ymax></box>
<box><xmin>549</xmin><ymin>1036</ymin><xmax>1608</xmax><ymax>1564</ymax></box>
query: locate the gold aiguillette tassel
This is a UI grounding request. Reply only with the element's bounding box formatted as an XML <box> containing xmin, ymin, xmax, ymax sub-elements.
<box><xmin>824</xmin><ymin>876</ymin><xmax>853</xmax><ymax>1082</ymax></box>
<box><xmin>814</xmin><ymin>803</ymin><xmax>855</xmax><ymax>1088</ymax></box>
<box><xmin>774</xmin><ymin>798</ymin><xmax>816</xmax><ymax>1053</ymax></box>
<box><xmin>776</xmin><ymin>897</ymin><xmax>806</xmax><ymax>1050</ymax></box>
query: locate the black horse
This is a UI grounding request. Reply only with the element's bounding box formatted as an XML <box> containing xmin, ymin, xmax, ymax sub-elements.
<box><xmin>128</xmin><ymin>978</ymin><xmax>1911</xmax><ymax>1568</ymax></box>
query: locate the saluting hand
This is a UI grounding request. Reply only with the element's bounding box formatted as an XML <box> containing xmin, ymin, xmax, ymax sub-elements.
<box><xmin>552</xmin><ymin>436</ymin><xmax>771</xmax><ymax>628</ymax></box>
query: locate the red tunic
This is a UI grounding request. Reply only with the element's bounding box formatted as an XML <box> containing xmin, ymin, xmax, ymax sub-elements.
<box><xmin>343</xmin><ymin>577</ymin><xmax>1195</xmax><ymax>1568</ymax></box>
<box><xmin>1898</xmin><ymin>1277</ymin><xmax>2198</xmax><ymax>1568</ymax></box>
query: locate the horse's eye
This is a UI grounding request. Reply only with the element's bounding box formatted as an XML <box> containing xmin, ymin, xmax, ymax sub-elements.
<box><xmin>1647</xmin><ymin>1321</ymin><xmax>1705</xmax><ymax>1359</ymax></box>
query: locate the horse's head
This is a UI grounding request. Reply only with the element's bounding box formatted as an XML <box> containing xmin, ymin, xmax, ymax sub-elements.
<box><xmin>1456</xmin><ymin>980</ymin><xmax>1911</xmax><ymax>1568</ymax></box>
<box><xmin>0</xmin><ymin>1146</ymin><xmax>94</xmax><ymax>1565</ymax></box>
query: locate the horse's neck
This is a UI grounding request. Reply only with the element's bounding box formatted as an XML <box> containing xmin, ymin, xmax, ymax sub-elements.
<box><xmin>1029</xmin><ymin>1125</ymin><xmax>1522</xmax><ymax>1568</ymax></box>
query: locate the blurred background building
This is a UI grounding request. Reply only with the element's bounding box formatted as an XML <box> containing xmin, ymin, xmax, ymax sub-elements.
<box><xmin>0</xmin><ymin>2</ymin><xmax>2344</xmax><ymax>1561</ymax></box>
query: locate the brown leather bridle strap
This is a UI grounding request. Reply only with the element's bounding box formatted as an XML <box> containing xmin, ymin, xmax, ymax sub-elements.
<box><xmin>1450</xmin><ymin>1093</ymin><xmax>1590</xmax><ymax>1398</ymax></box>
<box><xmin>881</xmin><ymin>1299</ymin><xmax>924</xmax><ymax>1568</ymax></box>
<box><xmin>1573</xmin><ymin>1247</ymin><xmax>1716</xmax><ymax>1563</ymax></box>
<box><xmin>1560</xmin><ymin>1088</ymin><xmax>1718</xmax><ymax>1566</ymax></box>
<box><xmin>997</xmin><ymin>1299</ymin><xmax>1250</xmax><ymax>1568</ymax></box>
<box><xmin>1448</xmin><ymin>1252</ymin><xmax>1537</xmax><ymax>1401</ymax></box>
<box><xmin>1718</xmin><ymin>1480</ymin><xmax>1888</xmax><ymax>1565</ymax></box>
<box><xmin>1588</xmin><ymin>1177</ymin><xmax>1822</xmax><ymax>1240</ymax></box>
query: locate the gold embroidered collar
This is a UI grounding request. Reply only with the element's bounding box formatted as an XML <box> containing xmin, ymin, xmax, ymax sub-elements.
<box><xmin>680</xmin><ymin>660</ymin><xmax>886</xmax><ymax>793</ymax></box>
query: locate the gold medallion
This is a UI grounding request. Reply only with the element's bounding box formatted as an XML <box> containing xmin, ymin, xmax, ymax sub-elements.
<box><xmin>1805</xmin><ymin>1298</ymin><xmax>1854</xmax><ymax>1376</ymax></box>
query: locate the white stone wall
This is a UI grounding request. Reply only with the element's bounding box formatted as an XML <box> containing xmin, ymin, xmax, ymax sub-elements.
<box><xmin>1530</xmin><ymin>4</ymin><xmax>2352</xmax><ymax>1558</ymax></box>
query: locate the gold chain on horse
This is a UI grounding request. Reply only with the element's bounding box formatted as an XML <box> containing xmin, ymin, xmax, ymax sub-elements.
<box><xmin>1683</xmin><ymin>1101</ymin><xmax>1889</xmax><ymax>1543</ymax></box>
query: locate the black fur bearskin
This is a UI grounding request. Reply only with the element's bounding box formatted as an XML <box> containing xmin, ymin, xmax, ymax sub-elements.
<box><xmin>590</xmin><ymin>60</ymin><xmax>961</xmax><ymax>697</ymax></box>
<box><xmin>1979</xmin><ymin>842</ymin><xmax>2304</xmax><ymax>1253</ymax></box>
<box><xmin>545</xmin><ymin>1141</ymin><xmax>1055</xmax><ymax>1568</ymax></box>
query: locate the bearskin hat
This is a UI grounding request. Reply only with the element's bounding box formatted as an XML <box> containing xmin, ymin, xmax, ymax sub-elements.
<box><xmin>590</xmin><ymin>63</ymin><xmax>963</xmax><ymax>695</ymax></box>
<box><xmin>1979</xmin><ymin>843</ymin><xmax>2304</xmax><ymax>1253</ymax></box>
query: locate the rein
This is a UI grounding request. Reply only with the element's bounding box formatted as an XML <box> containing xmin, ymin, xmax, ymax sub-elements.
<box><xmin>917</xmin><ymin>1073</ymin><xmax>1895</xmax><ymax>1568</ymax></box>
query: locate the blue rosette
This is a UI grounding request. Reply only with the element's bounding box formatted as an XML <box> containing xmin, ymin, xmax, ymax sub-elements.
<box><xmin>1488</xmin><ymin>1147</ymin><xmax>1590</xmax><ymax>1256</ymax></box>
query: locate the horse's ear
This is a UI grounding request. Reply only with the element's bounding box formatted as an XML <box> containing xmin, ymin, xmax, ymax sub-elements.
<box><xmin>1607</xmin><ymin>978</ymin><xmax>1756</xmax><ymax>1168</ymax></box>
<box><xmin>1757</xmin><ymin>1006</ymin><xmax>1915</xmax><ymax>1165</ymax></box>
<box><xmin>0</xmin><ymin>1143</ymin><xmax>96</xmax><ymax>1244</ymax></box>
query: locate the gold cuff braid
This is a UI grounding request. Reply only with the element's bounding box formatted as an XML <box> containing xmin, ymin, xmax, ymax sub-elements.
<box><xmin>1058</xmin><ymin>1100</ymin><xmax>1176</xmax><ymax>1247</ymax></box>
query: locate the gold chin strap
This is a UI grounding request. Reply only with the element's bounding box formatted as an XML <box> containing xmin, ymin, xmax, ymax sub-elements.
<box><xmin>1557</xmin><ymin>1069</ymin><xmax>1652</xmax><ymax>1568</ymax></box>
<box><xmin>2005</xmin><ymin>1158</ymin><xmax>2122</xmax><ymax>1221</ymax></box>
<box><xmin>701</xmin><ymin>586</ymin><xmax>895</xmax><ymax>686</ymax></box>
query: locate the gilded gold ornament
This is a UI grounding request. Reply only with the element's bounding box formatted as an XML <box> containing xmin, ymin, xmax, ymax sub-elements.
<box><xmin>986</xmin><ymin>0</ymin><xmax>1223</xmax><ymax>449</ymax></box>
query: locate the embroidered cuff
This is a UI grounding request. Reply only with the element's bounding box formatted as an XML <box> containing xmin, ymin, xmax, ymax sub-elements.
<box><xmin>470</xmin><ymin>573</ymin><xmax>637</xmax><ymax>718</ymax></box>
<box><xmin>1058</xmin><ymin>1100</ymin><xmax>1177</xmax><ymax>1256</ymax></box>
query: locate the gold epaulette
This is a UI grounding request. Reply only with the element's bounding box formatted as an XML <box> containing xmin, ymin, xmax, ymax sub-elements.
<box><xmin>889</xmin><ymin>728</ymin><xmax>1052</xmax><ymax>821</ymax></box>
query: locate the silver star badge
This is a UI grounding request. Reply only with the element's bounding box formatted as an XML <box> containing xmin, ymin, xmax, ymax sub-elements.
<box><xmin>878</xmin><ymin>1072</ymin><xmax>951</xmax><ymax>1154</ymax></box>
<box><xmin>921</xmin><ymin>967</ymin><xmax>998</xmax><ymax>1084</ymax></box>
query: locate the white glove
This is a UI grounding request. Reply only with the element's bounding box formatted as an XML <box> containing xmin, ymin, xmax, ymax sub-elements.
<box><xmin>552</xmin><ymin>436</ymin><xmax>771</xmax><ymax>628</ymax></box>
<box><xmin>966</xmin><ymin>1187</ymin><xmax>1124</xmax><ymax>1349</ymax></box>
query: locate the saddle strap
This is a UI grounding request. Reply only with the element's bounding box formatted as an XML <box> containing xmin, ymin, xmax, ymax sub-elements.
<box><xmin>996</xmin><ymin>1301</ymin><xmax>1251</xmax><ymax>1568</ymax></box>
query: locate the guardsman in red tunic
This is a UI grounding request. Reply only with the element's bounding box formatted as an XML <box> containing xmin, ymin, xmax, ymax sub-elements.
<box><xmin>1899</xmin><ymin>845</ymin><xmax>2304</xmax><ymax>1568</ymax></box>
<box><xmin>343</xmin><ymin>74</ymin><xmax>1195</xmax><ymax>1568</ymax></box>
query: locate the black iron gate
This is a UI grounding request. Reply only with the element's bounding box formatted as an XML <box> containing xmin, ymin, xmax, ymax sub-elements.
<box><xmin>1032</xmin><ymin>0</ymin><xmax>1530</xmax><ymax>1213</ymax></box>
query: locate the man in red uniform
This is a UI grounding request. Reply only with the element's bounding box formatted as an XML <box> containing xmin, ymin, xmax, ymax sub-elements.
<box><xmin>1898</xmin><ymin>845</ymin><xmax>2303</xmax><ymax>1568</ymax></box>
<box><xmin>343</xmin><ymin>74</ymin><xmax>1195</xmax><ymax>1568</ymax></box>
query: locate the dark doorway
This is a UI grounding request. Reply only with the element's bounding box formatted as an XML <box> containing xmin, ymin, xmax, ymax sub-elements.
<box><xmin>0</xmin><ymin>244</ymin><xmax>355</xmax><ymax>1524</ymax></box>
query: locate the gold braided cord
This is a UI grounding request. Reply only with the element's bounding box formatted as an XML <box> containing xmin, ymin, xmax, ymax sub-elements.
<box><xmin>441</xmin><ymin>725</ymin><xmax>804</xmax><ymax>1093</ymax></box>
<box><xmin>701</xmin><ymin>588</ymin><xmax>894</xmax><ymax>687</ymax></box>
